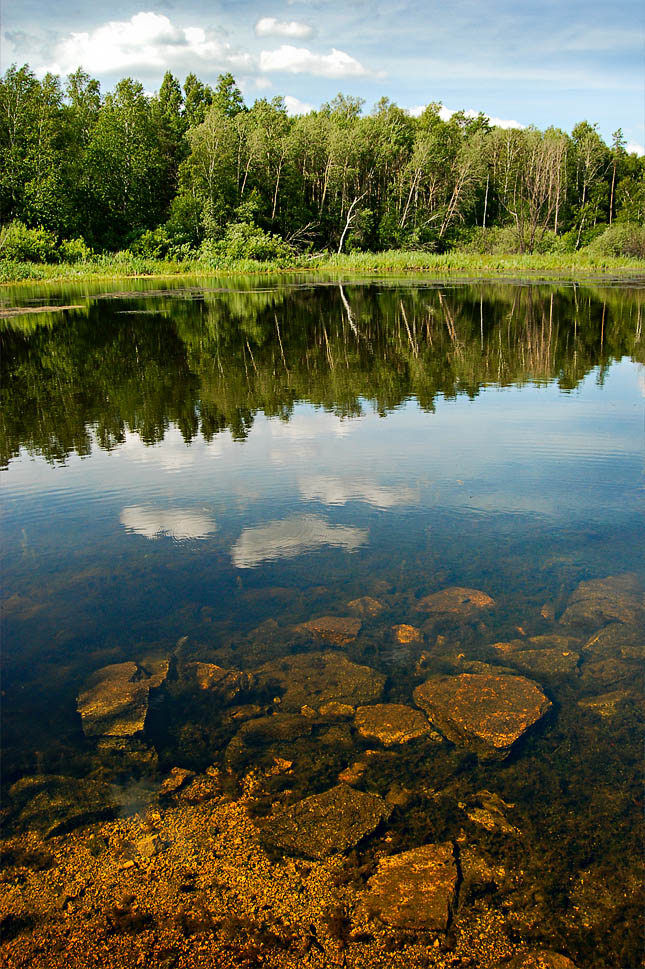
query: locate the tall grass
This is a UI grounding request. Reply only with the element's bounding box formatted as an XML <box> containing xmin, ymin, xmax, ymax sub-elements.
<box><xmin>1</xmin><ymin>248</ymin><xmax>643</xmax><ymax>285</ymax></box>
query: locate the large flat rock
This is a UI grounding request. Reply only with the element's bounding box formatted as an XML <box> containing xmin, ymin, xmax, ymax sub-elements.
<box><xmin>256</xmin><ymin>651</ymin><xmax>385</xmax><ymax>712</ymax></box>
<box><xmin>413</xmin><ymin>673</ymin><xmax>551</xmax><ymax>758</ymax></box>
<box><xmin>77</xmin><ymin>660</ymin><xmax>167</xmax><ymax>738</ymax></box>
<box><xmin>360</xmin><ymin>842</ymin><xmax>457</xmax><ymax>930</ymax></box>
<box><xmin>259</xmin><ymin>783</ymin><xmax>390</xmax><ymax>859</ymax></box>
<box><xmin>491</xmin><ymin>635</ymin><xmax>581</xmax><ymax>676</ymax></box>
<box><xmin>559</xmin><ymin>573</ymin><xmax>644</xmax><ymax>628</ymax></box>
<box><xmin>416</xmin><ymin>586</ymin><xmax>495</xmax><ymax>619</ymax></box>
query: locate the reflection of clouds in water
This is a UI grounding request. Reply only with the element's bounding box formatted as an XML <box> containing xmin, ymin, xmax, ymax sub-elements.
<box><xmin>120</xmin><ymin>429</ymin><xmax>227</xmax><ymax>472</ymax></box>
<box><xmin>299</xmin><ymin>475</ymin><xmax>418</xmax><ymax>509</ymax></box>
<box><xmin>231</xmin><ymin>513</ymin><xmax>368</xmax><ymax>568</ymax></box>
<box><xmin>120</xmin><ymin>505</ymin><xmax>216</xmax><ymax>540</ymax></box>
<box><xmin>638</xmin><ymin>366</ymin><xmax>645</xmax><ymax>398</ymax></box>
<box><xmin>267</xmin><ymin>412</ymin><xmax>361</xmax><ymax>440</ymax></box>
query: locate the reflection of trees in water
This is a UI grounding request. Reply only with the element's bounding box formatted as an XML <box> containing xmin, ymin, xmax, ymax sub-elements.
<box><xmin>1</xmin><ymin>283</ymin><xmax>642</xmax><ymax>466</ymax></box>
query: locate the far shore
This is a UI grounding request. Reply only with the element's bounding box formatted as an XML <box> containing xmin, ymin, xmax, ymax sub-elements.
<box><xmin>1</xmin><ymin>250</ymin><xmax>644</xmax><ymax>288</ymax></box>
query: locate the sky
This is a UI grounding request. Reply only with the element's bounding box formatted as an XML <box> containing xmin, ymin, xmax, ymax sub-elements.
<box><xmin>1</xmin><ymin>0</ymin><xmax>644</xmax><ymax>151</ymax></box>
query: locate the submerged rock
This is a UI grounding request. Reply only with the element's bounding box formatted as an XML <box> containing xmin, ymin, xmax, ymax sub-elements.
<box><xmin>77</xmin><ymin>660</ymin><xmax>167</xmax><ymax>738</ymax></box>
<box><xmin>463</xmin><ymin>790</ymin><xmax>520</xmax><ymax>835</ymax></box>
<box><xmin>354</xmin><ymin>703</ymin><xmax>434</xmax><ymax>746</ymax></box>
<box><xmin>491</xmin><ymin>635</ymin><xmax>580</xmax><ymax>676</ymax></box>
<box><xmin>559</xmin><ymin>573</ymin><xmax>644</xmax><ymax>628</ymax></box>
<box><xmin>182</xmin><ymin>662</ymin><xmax>253</xmax><ymax>701</ymax></box>
<box><xmin>508</xmin><ymin>951</ymin><xmax>578</xmax><ymax>969</ymax></box>
<box><xmin>256</xmin><ymin>651</ymin><xmax>385</xmax><ymax>712</ymax></box>
<box><xmin>577</xmin><ymin>690</ymin><xmax>633</xmax><ymax>718</ymax></box>
<box><xmin>260</xmin><ymin>783</ymin><xmax>390</xmax><ymax>859</ymax></box>
<box><xmin>413</xmin><ymin>673</ymin><xmax>551</xmax><ymax>758</ymax></box>
<box><xmin>416</xmin><ymin>586</ymin><xmax>495</xmax><ymax>619</ymax></box>
<box><xmin>392</xmin><ymin>623</ymin><xmax>423</xmax><ymax>643</ymax></box>
<box><xmin>295</xmin><ymin>615</ymin><xmax>362</xmax><ymax>644</ymax></box>
<box><xmin>7</xmin><ymin>775</ymin><xmax>116</xmax><ymax>838</ymax></box>
<box><xmin>360</xmin><ymin>842</ymin><xmax>457</xmax><ymax>930</ymax></box>
<box><xmin>347</xmin><ymin>596</ymin><xmax>384</xmax><ymax>617</ymax></box>
<box><xmin>582</xmin><ymin>622</ymin><xmax>644</xmax><ymax>659</ymax></box>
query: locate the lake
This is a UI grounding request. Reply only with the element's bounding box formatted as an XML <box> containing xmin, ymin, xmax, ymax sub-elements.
<box><xmin>1</xmin><ymin>276</ymin><xmax>643</xmax><ymax>969</ymax></box>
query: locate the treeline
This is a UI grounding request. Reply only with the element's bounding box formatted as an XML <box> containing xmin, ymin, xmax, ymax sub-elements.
<box><xmin>1</xmin><ymin>64</ymin><xmax>644</xmax><ymax>262</ymax></box>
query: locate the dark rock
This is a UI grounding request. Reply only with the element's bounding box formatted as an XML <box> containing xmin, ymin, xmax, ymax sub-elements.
<box><xmin>413</xmin><ymin>673</ymin><xmax>551</xmax><ymax>759</ymax></box>
<box><xmin>182</xmin><ymin>662</ymin><xmax>254</xmax><ymax>701</ymax></box>
<box><xmin>582</xmin><ymin>622</ymin><xmax>644</xmax><ymax>659</ymax></box>
<box><xmin>256</xmin><ymin>651</ymin><xmax>385</xmax><ymax>712</ymax></box>
<box><xmin>259</xmin><ymin>783</ymin><xmax>390</xmax><ymax>859</ymax></box>
<box><xmin>559</xmin><ymin>573</ymin><xmax>643</xmax><ymax>628</ymax></box>
<box><xmin>295</xmin><ymin>616</ymin><xmax>362</xmax><ymax>644</ymax></box>
<box><xmin>360</xmin><ymin>842</ymin><xmax>457</xmax><ymax>930</ymax></box>
<box><xmin>491</xmin><ymin>635</ymin><xmax>580</xmax><ymax>676</ymax></box>
<box><xmin>7</xmin><ymin>775</ymin><xmax>117</xmax><ymax>838</ymax></box>
<box><xmin>347</xmin><ymin>596</ymin><xmax>384</xmax><ymax>617</ymax></box>
<box><xmin>416</xmin><ymin>586</ymin><xmax>495</xmax><ymax>619</ymax></box>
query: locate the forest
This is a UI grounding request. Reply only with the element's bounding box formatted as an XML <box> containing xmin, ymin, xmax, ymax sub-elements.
<box><xmin>1</xmin><ymin>64</ymin><xmax>644</xmax><ymax>266</ymax></box>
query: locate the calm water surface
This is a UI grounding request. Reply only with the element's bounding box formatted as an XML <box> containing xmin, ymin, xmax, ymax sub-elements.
<box><xmin>1</xmin><ymin>277</ymin><xmax>643</xmax><ymax>968</ymax></box>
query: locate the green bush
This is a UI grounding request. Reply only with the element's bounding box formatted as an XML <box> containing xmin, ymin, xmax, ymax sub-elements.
<box><xmin>0</xmin><ymin>221</ymin><xmax>59</xmax><ymax>262</ymax></box>
<box><xmin>200</xmin><ymin>221</ymin><xmax>293</xmax><ymax>262</ymax></box>
<box><xmin>130</xmin><ymin>227</ymin><xmax>174</xmax><ymax>258</ymax></box>
<box><xmin>585</xmin><ymin>222</ymin><xmax>645</xmax><ymax>259</ymax></box>
<box><xmin>58</xmin><ymin>236</ymin><xmax>94</xmax><ymax>262</ymax></box>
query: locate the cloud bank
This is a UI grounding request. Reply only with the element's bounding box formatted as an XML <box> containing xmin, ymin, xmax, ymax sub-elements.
<box><xmin>255</xmin><ymin>17</ymin><xmax>314</xmax><ymax>39</ymax></box>
<box><xmin>44</xmin><ymin>11</ymin><xmax>252</xmax><ymax>75</ymax></box>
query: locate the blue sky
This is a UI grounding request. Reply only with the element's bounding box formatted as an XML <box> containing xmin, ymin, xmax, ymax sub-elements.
<box><xmin>2</xmin><ymin>0</ymin><xmax>643</xmax><ymax>150</ymax></box>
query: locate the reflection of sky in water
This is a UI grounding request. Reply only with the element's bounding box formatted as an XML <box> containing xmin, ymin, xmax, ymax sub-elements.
<box><xmin>231</xmin><ymin>514</ymin><xmax>368</xmax><ymax>568</ymax></box>
<box><xmin>120</xmin><ymin>506</ymin><xmax>217</xmax><ymax>541</ymax></box>
<box><xmin>2</xmin><ymin>359</ymin><xmax>643</xmax><ymax>570</ymax></box>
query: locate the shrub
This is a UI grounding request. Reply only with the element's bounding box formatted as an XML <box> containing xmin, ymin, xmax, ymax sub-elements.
<box><xmin>585</xmin><ymin>222</ymin><xmax>645</xmax><ymax>259</ymax></box>
<box><xmin>200</xmin><ymin>221</ymin><xmax>293</xmax><ymax>262</ymax></box>
<box><xmin>0</xmin><ymin>221</ymin><xmax>58</xmax><ymax>263</ymax></box>
<box><xmin>58</xmin><ymin>236</ymin><xmax>94</xmax><ymax>262</ymax></box>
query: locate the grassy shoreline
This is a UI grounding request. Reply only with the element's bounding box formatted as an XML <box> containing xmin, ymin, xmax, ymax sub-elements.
<box><xmin>1</xmin><ymin>249</ymin><xmax>644</xmax><ymax>287</ymax></box>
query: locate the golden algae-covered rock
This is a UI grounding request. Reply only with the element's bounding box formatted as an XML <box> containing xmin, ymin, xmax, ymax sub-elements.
<box><xmin>416</xmin><ymin>586</ymin><xmax>495</xmax><ymax>619</ymax></box>
<box><xmin>360</xmin><ymin>842</ymin><xmax>457</xmax><ymax>930</ymax></box>
<box><xmin>413</xmin><ymin>673</ymin><xmax>551</xmax><ymax>758</ymax></box>
<box><xmin>256</xmin><ymin>651</ymin><xmax>385</xmax><ymax>712</ymax></box>
<box><xmin>259</xmin><ymin>783</ymin><xmax>390</xmax><ymax>859</ymax></box>
<box><xmin>354</xmin><ymin>703</ymin><xmax>433</xmax><ymax>746</ymax></box>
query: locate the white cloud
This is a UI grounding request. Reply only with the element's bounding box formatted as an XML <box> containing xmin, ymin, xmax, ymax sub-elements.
<box><xmin>299</xmin><ymin>474</ymin><xmax>418</xmax><ymax>509</ymax></box>
<box><xmin>120</xmin><ymin>505</ymin><xmax>217</xmax><ymax>541</ymax></box>
<box><xmin>43</xmin><ymin>12</ymin><xmax>252</xmax><ymax>75</ymax></box>
<box><xmin>259</xmin><ymin>44</ymin><xmax>375</xmax><ymax>78</ymax></box>
<box><xmin>255</xmin><ymin>17</ymin><xmax>314</xmax><ymax>39</ymax></box>
<box><xmin>231</xmin><ymin>513</ymin><xmax>368</xmax><ymax>568</ymax></box>
<box><xmin>284</xmin><ymin>94</ymin><xmax>314</xmax><ymax>115</ymax></box>
<box><xmin>626</xmin><ymin>142</ymin><xmax>645</xmax><ymax>156</ymax></box>
<box><xmin>407</xmin><ymin>104</ymin><xmax>524</xmax><ymax>129</ymax></box>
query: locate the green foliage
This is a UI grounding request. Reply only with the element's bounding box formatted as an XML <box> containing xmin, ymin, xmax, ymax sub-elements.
<box><xmin>586</xmin><ymin>222</ymin><xmax>645</xmax><ymax>259</ymax></box>
<box><xmin>0</xmin><ymin>221</ymin><xmax>58</xmax><ymax>262</ymax></box>
<box><xmin>200</xmin><ymin>221</ymin><xmax>293</xmax><ymax>262</ymax></box>
<box><xmin>0</xmin><ymin>63</ymin><xmax>643</xmax><ymax>265</ymax></box>
<box><xmin>58</xmin><ymin>236</ymin><xmax>94</xmax><ymax>262</ymax></box>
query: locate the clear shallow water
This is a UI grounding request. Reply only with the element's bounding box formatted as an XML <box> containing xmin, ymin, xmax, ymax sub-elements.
<box><xmin>1</xmin><ymin>278</ymin><xmax>643</xmax><ymax>967</ymax></box>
